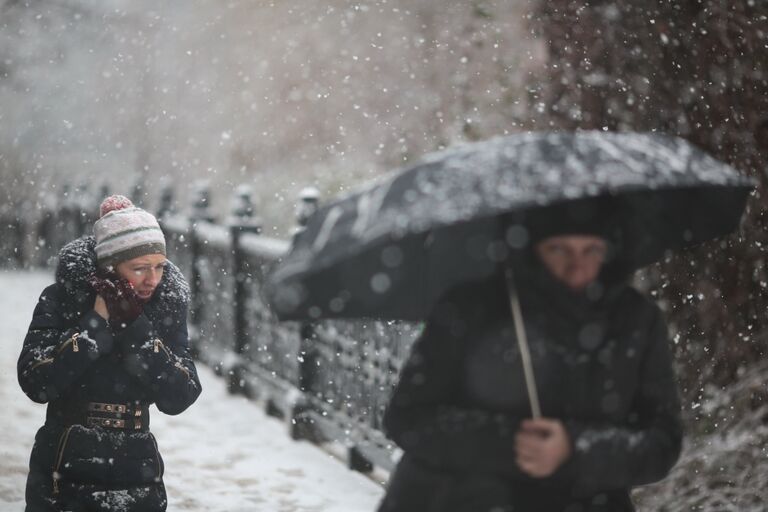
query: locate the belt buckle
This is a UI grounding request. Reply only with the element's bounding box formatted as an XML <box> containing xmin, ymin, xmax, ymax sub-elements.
<box><xmin>88</xmin><ymin>402</ymin><xmax>128</xmax><ymax>415</ymax></box>
<box><xmin>84</xmin><ymin>401</ymin><xmax>140</xmax><ymax>430</ymax></box>
<box><xmin>87</xmin><ymin>416</ymin><xmax>127</xmax><ymax>429</ymax></box>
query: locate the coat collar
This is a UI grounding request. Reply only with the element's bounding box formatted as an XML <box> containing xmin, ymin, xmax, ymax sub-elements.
<box><xmin>515</xmin><ymin>259</ymin><xmax>628</xmax><ymax>322</ymax></box>
<box><xmin>55</xmin><ymin>235</ymin><xmax>190</xmax><ymax>314</ymax></box>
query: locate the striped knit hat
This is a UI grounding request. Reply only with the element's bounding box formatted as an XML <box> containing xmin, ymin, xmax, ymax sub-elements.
<box><xmin>93</xmin><ymin>195</ymin><xmax>166</xmax><ymax>268</ymax></box>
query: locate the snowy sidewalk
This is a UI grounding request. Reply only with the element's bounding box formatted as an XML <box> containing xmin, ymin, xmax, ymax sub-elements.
<box><xmin>0</xmin><ymin>269</ymin><xmax>384</xmax><ymax>512</ymax></box>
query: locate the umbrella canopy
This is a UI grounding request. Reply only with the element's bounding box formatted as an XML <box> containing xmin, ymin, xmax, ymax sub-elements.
<box><xmin>267</xmin><ymin>131</ymin><xmax>754</xmax><ymax>321</ymax></box>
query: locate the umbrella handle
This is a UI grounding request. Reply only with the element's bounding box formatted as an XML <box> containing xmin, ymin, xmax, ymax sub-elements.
<box><xmin>505</xmin><ymin>268</ymin><xmax>542</xmax><ymax>420</ymax></box>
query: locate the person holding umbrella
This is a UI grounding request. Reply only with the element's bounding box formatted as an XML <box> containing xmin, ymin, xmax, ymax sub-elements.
<box><xmin>266</xmin><ymin>132</ymin><xmax>753</xmax><ymax>512</ymax></box>
<box><xmin>376</xmin><ymin>201</ymin><xmax>684</xmax><ymax>511</ymax></box>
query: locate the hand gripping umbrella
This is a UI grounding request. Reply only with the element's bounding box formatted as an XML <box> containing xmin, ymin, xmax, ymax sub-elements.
<box><xmin>266</xmin><ymin>131</ymin><xmax>754</xmax><ymax>418</ymax></box>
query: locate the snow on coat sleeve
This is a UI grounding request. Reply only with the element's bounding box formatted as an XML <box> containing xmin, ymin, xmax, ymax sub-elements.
<box><xmin>118</xmin><ymin>303</ymin><xmax>202</xmax><ymax>415</ymax></box>
<box><xmin>18</xmin><ymin>284</ymin><xmax>114</xmax><ymax>403</ymax></box>
<box><xmin>564</xmin><ymin>304</ymin><xmax>683</xmax><ymax>493</ymax></box>
<box><xmin>382</xmin><ymin>298</ymin><xmax>537</xmax><ymax>481</ymax></box>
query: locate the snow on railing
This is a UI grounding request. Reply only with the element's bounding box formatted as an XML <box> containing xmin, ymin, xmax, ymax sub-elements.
<box><xmin>1</xmin><ymin>184</ymin><xmax>408</xmax><ymax>477</ymax></box>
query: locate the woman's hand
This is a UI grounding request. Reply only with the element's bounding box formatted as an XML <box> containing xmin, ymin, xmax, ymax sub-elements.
<box><xmin>88</xmin><ymin>271</ymin><xmax>144</xmax><ymax>327</ymax></box>
<box><xmin>94</xmin><ymin>295</ymin><xmax>109</xmax><ymax>320</ymax></box>
<box><xmin>515</xmin><ymin>418</ymin><xmax>572</xmax><ymax>478</ymax></box>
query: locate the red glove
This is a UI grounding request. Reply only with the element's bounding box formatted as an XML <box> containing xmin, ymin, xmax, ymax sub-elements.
<box><xmin>88</xmin><ymin>271</ymin><xmax>144</xmax><ymax>329</ymax></box>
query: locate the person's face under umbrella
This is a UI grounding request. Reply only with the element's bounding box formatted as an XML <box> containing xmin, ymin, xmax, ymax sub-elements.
<box><xmin>535</xmin><ymin>235</ymin><xmax>608</xmax><ymax>292</ymax></box>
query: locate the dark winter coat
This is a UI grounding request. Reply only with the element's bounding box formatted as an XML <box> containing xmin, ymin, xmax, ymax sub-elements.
<box><xmin>18</xmin><ymin>236</ymin><xmax>202</xmax><ymax>512</ymax></box>
<box><xmin>377</xmin><ymin>260</ymin><xmax>683</xmax><ymax>512</ymax></box>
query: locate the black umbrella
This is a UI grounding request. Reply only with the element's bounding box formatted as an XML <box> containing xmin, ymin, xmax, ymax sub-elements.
<box><xmin>267</xmin><ymin>131</ymin><xmax>753</xmax><ymax>419</ymax></box>
<box><xmin>268</xmin><ymin>131</ymin><xmax>753</xmax><ymax>323</ymax></box>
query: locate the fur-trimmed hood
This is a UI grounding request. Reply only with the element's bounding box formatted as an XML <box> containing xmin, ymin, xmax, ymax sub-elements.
<box><xmin>55</xmin><ymin>236</ymin><xmax>190</xmax><ymax>324</ymax></box>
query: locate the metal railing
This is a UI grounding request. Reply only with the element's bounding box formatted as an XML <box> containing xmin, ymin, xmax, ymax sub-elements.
<box><xmin>2</xmin><ymin>184</ymin><xmax>419</xmax><ymax>475</ymax></box>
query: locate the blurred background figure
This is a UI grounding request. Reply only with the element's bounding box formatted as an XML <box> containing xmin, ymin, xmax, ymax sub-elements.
<box><xmin>378</xmin><ymin>229</ymin><xmax>682</xmax><ymax>512</ymax></box>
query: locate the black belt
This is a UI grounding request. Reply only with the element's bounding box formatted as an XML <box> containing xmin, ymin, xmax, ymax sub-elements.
<box><xmin>47</xmin><ymin>400</ymin><xmax>150</xmax><ymax>432</ymax></box>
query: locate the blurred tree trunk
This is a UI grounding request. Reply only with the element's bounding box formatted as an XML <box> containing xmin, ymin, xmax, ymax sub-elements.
<box><xmin>528</xmin><ymin>1</ymin><xmax>768</xmax><ymax>412</ymax></box>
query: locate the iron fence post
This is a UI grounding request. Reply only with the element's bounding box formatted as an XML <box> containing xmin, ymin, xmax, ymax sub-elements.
<box><xmin>228</xmin><ymin>186</ymin><xmax>261</xmax><ymax>393</ymax></box>
<box><xmin>189</xmin><ymin>182</ymin><xmax>214</xmax><ymax>329</ymax></box>
<box><xmin>157</xmin><ymin>183</ymin><xmax>174</xmax><ymax>222</ymax></box>
<box><xmin>290</xmin><ymin>188</ymin><xmax>324</xmax><ymax>441</ymax></box>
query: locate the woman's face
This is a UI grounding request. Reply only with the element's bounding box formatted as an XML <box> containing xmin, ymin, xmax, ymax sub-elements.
<box><xmin>115</xmin><ymin>254</ymin><xmax>167</xmax><ymax>301</ymax></box>
<box><xmin>535</xmin><ymin>235</ymin><xmax>608</xmax><ymax>292</ymax></box>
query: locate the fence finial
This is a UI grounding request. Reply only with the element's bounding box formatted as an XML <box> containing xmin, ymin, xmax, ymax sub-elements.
<box><xmin>157</xmin><ymin>184</ymin><xmax>175</xmax><ymax>220</ymax></box>
<box><xmin>191</xmin><ymin>181</ymin><xmax>215</xmax><ymax>223</ymax></box>
<box><xmin>296</xmin><ymin>187</ymin><xmax>320</xmax><ymax>229</ymax></box>
<box><xmin>229</xmin><ymin>185</ymin><xmax>261</xmax><ymax>234</ymax></box>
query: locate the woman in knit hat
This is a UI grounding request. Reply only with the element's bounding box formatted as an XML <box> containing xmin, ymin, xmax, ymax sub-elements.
<box><xmin>17</xmin><ymin>195</ymin><xmax>202</xmax><ymax>511</ymax></box>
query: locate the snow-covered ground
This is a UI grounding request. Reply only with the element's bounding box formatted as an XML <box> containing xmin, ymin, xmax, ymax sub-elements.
<box><xmin>0</xmin><ymin>269</ymin><xmax>384</xmax><ymax>511</ymax></box>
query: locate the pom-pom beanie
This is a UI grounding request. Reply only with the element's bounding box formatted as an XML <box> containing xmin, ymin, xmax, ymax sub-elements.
<box><xmin>93</xmin><ymin>195</ymin><xmax>166</xmax><ymax>268</ymax></box>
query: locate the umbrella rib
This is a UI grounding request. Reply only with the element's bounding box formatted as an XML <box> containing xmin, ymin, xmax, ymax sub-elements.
<box><xmin>312</xmin><ymin>205</ymin><xmax>344</xmax><ymax>252</ymax></box>
<box><xmin>351</xmin><ymin>180</ymin><xmax>393</xmax><ymax>239</ymax></box>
